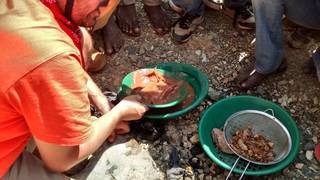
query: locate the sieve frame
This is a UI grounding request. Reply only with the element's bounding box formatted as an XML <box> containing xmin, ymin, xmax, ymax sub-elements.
<box><xmin>223</xmin><ymin>109</ymin><xmax>292</xmax><ymax>165</ymax></box>
<box><xmin>223</xmin><ymin>109</ymin><xmax>292</xmax><ymax>180</ymax></box>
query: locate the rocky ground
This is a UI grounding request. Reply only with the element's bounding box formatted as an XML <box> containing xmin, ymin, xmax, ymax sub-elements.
<box><xmin>76</xmin><ymin>4</ymin><xmax>320</xmax><ymax>180</ymax></box>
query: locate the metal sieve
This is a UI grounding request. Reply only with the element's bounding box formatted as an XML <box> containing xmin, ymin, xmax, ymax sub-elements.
<box><xmin>223</xmin><ymin>109</ymin><xmax>292</xmax><ymax>179</ymax></box>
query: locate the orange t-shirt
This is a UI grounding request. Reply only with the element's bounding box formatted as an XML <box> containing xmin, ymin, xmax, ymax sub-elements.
<box><xmin>0</xmin><ymin>54</ymin><xmax>92</xmax><ymax>177</ymax></box>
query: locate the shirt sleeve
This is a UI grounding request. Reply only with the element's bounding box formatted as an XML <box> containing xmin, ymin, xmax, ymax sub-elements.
<box><xmin>6</xmin><ymin>54</ymin><xmax>92</xmax><ymax>146</ymax></box>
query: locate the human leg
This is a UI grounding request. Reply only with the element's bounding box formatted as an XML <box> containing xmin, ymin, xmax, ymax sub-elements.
<box><xmin>115</xmin><ymin>0</ymin><xmax>141</xmax><ymax>36</ymax></box>
<box><xmin>144</xmin><ymin>0</ymin><xmax>171</xmax><ymax>35</ymax></box>
<box><xmin>236</xmin><ymin>0</ymin><xmax>285</xmax><ymax>89</ymax></box>
<box><xmin>253</xmin><ymin>0</ymin><xmax>285</xmax><ymax>74</ymax></box>
<box><xmin>3</xmin><ymin>151</ymin><xmax>69</xmax><ymax>180</ymax></box>
<box><xmin>101</xmin><ymin>15</ymin><xmax>124</xmax><ymax>56</ymax></box>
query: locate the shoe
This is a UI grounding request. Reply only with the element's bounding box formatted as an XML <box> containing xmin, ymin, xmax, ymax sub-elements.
<box><xmin>235</xmin><ymin>5</ymin><xmax>255</xmax><ymax>30</ymax></box>
<box><xmin>203</xmin><ymin>0</ymin><xmax>223</xmax><ymax>11</ymax></box>
<box><xmin>237</xmin><ymin>69</ymin><xmax>266</xmax><ymax>90</ymax></box>
<box><xmin>287</xmin><ymin>28</ymin><xmax>312</xmax><ymax>49</ymax></box>
<box><xmin>171</xmin><ymin>13</ymin><xmax>204</xmax><ymax>43</ymax></box>
<box><xmin>237</xmin><ymin>58</ymin><xmax>287</xmax><ymax>90</ymax></box>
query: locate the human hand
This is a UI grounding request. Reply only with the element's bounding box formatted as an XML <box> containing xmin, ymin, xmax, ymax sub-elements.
<box><xmin>107</xmin><ymin>121</ymin><xmax>130</xmax><ymax>143</ymax></box>
<box><xmin>113</xmin><ymin>95</ymin><xmax>148</xmax><ymax>121</ymax></box>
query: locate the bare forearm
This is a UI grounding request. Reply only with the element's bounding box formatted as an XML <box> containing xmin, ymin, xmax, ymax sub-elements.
<box><xmin>36</xmin><ymin>108</ymin><xmax>122</xmax><ymax>172</ymax></box>
<box><xmin>86</xmin><ymin>74</ymin><xmax>112</xmax><ymax>114</ymax></box>
<box><xmin>78</xmin><ymin>110</ymin><xmax>120</xmax><ymax>158</ymax></box>
<box><xmin>35</xmin><ymin>96</ymin><xmax>146</xmax><ymax>173</ymax></box>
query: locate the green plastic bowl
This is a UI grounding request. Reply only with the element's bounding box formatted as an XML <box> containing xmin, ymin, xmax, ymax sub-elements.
<box><xmin>118</xmin><ymin>62</ymin><xmax>209</xmax><ymax>119</ymax></box>
<box><xmin>199</xmin><ymin>96</ymin><xmax>300</xmax><ymax>176</ymax></box>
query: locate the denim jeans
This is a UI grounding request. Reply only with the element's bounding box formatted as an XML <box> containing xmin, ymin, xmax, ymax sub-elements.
<box><xmin>253</xmin><ymin>0</ymin><xmax>320</xmax><ymax>74</ymax></box>
<box><xmin>171</xmin><ymin>0</ymin><xmax>204</xmax><ymax>16</ymax></box>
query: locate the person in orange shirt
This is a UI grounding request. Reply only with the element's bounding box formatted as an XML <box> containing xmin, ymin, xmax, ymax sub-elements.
<box><xmin>0</xmin><ymin>0</ymin><xmax>148</xmax><ymax>179</ymax></box>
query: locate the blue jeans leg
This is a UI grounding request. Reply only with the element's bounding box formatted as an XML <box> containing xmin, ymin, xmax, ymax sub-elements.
<box><xmin>171</xmin><ymin>0</ymin><xmax>204</xmax><ymax>16</ymax></box>
<box><xmin>252</xmin><ymin>0</ymin><xmax>285</xmax><ymax>74</ymax></box>
<box><xmin>253</xmin><ymin>0</ymin><xmax>320</xmax><ymax>74</ymax></box>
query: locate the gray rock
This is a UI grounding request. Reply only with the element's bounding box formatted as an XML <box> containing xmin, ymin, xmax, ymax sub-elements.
<box><xmin>278</xmin><ymin>80</ymin><xmax>287</xmax><ymax>85</ymax></box>
<box><xmin>313</xmin><ymin>97</ymin><xmax>318</xmax><ymax>105</ymax></box>
<box><xmin>198</xmin><ymin>173</ymin><xmax>205</xmax><ymax>180</ymax></box>
<box><xmin>306</xmin><ymin>150</ymin><xmax>314</xmax><ymax>160</ymax></box>
<box><xmin>289</xmin><ymin>80</ymin><xmax>294</xmax><ymax>85</ymax></box>
<box><xmin>204</xmin><ymin>175</ymin><xmax>213</xmax><ymax>180</ymax></box>
<box><xmin>208</xmin><ymin>87</ymin><xmax>222</xmax><ymax>101</ymax></box>
<box><xmin>127</xmin><ymin>46</ymin><xmax>137</xmax><ymax>55</ymax></box>
<box><xmin>139</xmin><ymin>47</ymin><xmax>146</xmax><ymax>54</ymax></box>
<box><xmin>256</xmin><ymin>86</ymin><xmax>265</xmax><ymax>95</ymax></box>
<box><xmin>304</xmin><ymin>142</ymin><xmax>315</xmax><ymax>151</ymax></box>
<box><xmin>312</xmin><ymin>136</ymin><xmax>318</xmax><ymax>143</ymax></box>
<box><xmin>74</xmin><ymin>136</ymin><xmax>164</xmax><ymax>180</ymax></box>
<box><xmin>295</xmin><ymin>163</ymin><xmax>304</xmax><ymax>169</ymax></box>
<box><xmin>190</xmin><ymin>134</ymin><xmax>199</xmax><ymax>144</ymax></box>
<box><xmin>201</xmin><ymin>53</ymin><xmax>209</xmax><ymax>63</ymax></box>
<box><xmin>166</xmin><ymin>167</ymin><xmax>185</xmax><ymax>180</ymax></box>
<box><xmin>204</xmin><ymin>167</ymin><xmax>210</xmax><ymax>174</ymax></box>
<box><xmin>195</xmin><ymin>50</ymin><xmax>202</xmax><ymax>56</ymax></box>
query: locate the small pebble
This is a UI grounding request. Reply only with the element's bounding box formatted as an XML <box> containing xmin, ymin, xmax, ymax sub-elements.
<box><xmin>190</xmin><ymin>134</ymin><xmax>199</xmax><ymax>144</ymax></box>
<box><xmin>195</xmin><ymin>50</ymin><xmax>202</xmax><ymax>56</ymax></box>
<box><xmin>312</xmin><ymin>137</ymin><xmax>318</xmax><ymax>143</ymax></box>
<box><xmin>295</xmin><ymin>163</ymin><xmax>304</xmax><ymax>169</ymax></box>
<box><xmin>198</xmin><ymin>174</ymin><xmax>205</xmax><ymax>180</ymax></box>
<box><xmin>306</xmin><ymin>150</ymin><xmax>314</xmax><ymax>160</ymax></box>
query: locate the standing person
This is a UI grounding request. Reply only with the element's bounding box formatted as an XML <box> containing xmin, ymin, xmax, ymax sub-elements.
<box><xmin>236</xmin><ymin>0</ymin><xmax>320</xmax><ymax>89</ymax></box>
<box><xmin>0</xmin><ymin>0</ymin><xmax>148</xmax><ymax>179</ymax></box>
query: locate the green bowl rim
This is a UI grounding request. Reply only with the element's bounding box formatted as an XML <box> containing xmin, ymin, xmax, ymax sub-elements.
<box><xmin>143</xmin><ymin>62</ymin><xmax>209</xmax><ymax>119</ymax></box>
<box><xmin>198</xmin><ymin>95</ymin><xmax>301</xmax><ymax>176</ymax></box>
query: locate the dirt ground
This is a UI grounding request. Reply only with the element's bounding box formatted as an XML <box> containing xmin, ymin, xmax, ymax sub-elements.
<box><xmin>88</xmin><ymin>5</ymin><xmax>320</xmax><ymax>180</ymax></box>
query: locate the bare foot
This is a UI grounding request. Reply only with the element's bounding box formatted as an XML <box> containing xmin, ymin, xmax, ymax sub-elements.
<box><xmin>115</xmin><ymin>4</ymin><xmax>141</xmax><ymax>36</ymax></box>
<box><xmin>102</xmin><ymin>15</ymin><xmax>124</xmax><ymax>55</ymax></box>
<box><xmin>145</xmin><ymin>5</ymin><xmax>171</xmax><ymax>35</ymax></box>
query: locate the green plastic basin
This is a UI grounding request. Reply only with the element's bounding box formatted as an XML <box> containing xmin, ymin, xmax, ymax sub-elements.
<box><xmin>199</xmin><ymin>96</ymin><xmax>300</xmax><ymax>176</ymax></box>
<box><xmin>118</xmin><ymin>62</ymin><xmax>209</xmax><ymax>119</ymax></box>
